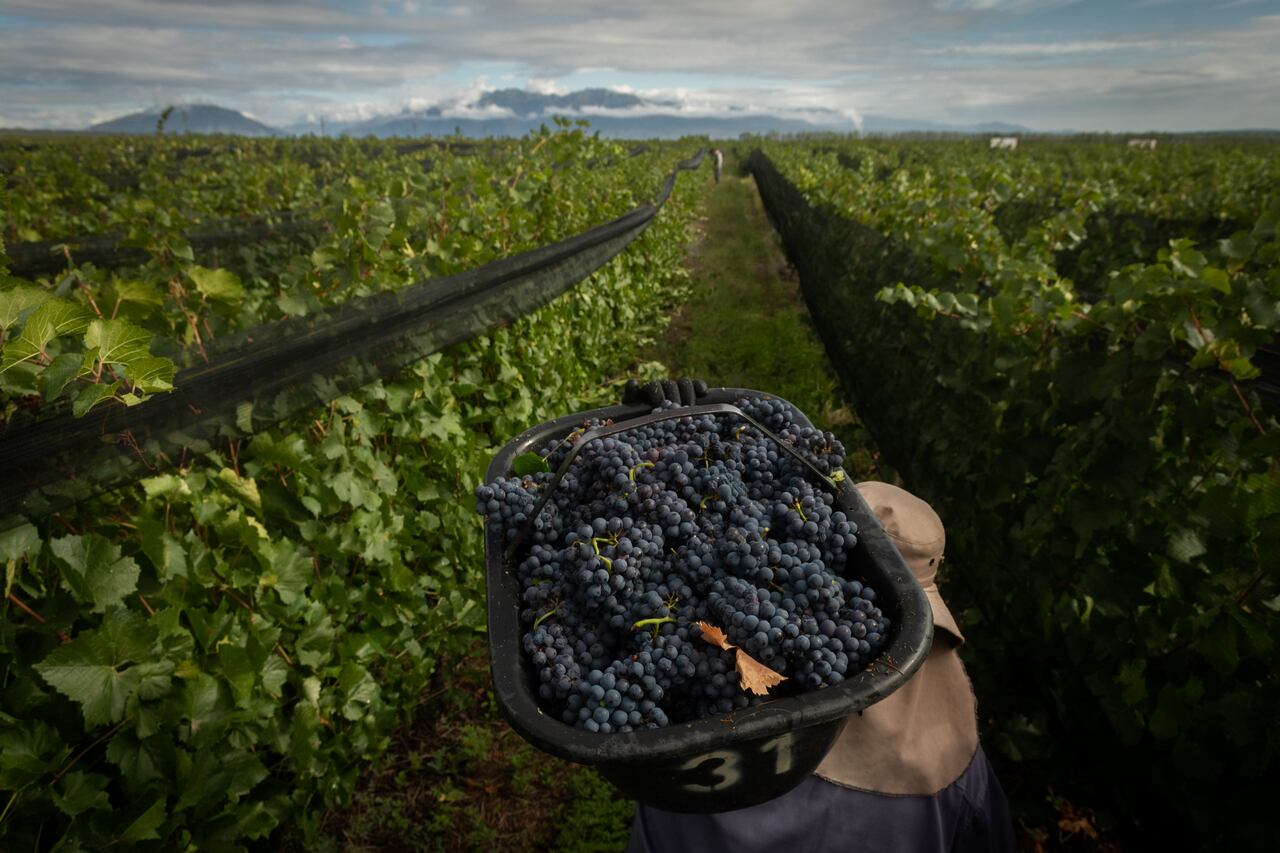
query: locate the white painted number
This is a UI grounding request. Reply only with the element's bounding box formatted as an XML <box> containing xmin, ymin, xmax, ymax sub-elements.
<box><xmin>675</xmin><ymin>732</ymin><xmax>800</xmax><ymax>793</ymax></box>
<box><xmin>677</xmin><ymin>749</ymin><xmax>742</xmax><ymax>792</ymax></box>
<box><xmin>761</xmin><ymin>731</ymin><xmax>797</xmax><ymax>775</ymax></box>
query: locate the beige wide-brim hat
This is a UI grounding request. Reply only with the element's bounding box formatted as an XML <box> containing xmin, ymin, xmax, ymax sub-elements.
<box><xmin>813</xmin><ymin>481</ymin><xmax>978</xmax><ymax>795</ymax></box>
<box><xmin>856</xmin><ymin>480</ymin><xmax>963</xmax><ymax>645</ymax></box>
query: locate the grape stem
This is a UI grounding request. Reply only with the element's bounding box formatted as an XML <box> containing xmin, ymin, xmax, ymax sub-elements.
<box><xmin>6</xmin><ymin>593</ymin><xmax>46</xmax><ymax>625</ymax></box>
<box><xmin>632</xmin><ymin>616</ymin><xmax>675</xmax><ymax>637</ymax></box>
<box><xmin>591</xmin><ymin>534</ymin><xmax>618</xmax><ymax>572</ymax></box>
<box><xmin>628</xmin><ymin>461</ymin><xmax>654</xmax><ymax>481</ymax></box>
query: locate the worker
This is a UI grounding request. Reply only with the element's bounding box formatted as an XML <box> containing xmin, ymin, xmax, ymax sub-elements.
<box><xmin>627</xmin><ymin>480</ymin><xmax>1017</xmax><ymax>852</ymax></box>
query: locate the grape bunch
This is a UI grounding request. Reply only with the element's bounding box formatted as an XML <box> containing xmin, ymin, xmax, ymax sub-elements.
<box><xmin>476</xmin><ymin>395</ymin><xmax>890</xmax><ymax>733</ymax></box>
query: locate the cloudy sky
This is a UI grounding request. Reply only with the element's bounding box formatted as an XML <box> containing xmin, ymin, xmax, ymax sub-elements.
<box><xmin>1</xmin><ymin>0</ymin><xmax>1278</xmax><ymax>132</ymax></box>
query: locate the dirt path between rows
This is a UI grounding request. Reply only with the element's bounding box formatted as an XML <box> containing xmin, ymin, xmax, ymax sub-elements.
<box><xmin>645</xmin><ymin>159</ymin><xmax>891</xmax><ymax>483</ymax></box>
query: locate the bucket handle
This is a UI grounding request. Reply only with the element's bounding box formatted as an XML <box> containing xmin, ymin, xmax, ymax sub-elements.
<box><xmin>503</xmin><ymin>402</ymin><xmax>844</xmax><ymax>561</ymax></box>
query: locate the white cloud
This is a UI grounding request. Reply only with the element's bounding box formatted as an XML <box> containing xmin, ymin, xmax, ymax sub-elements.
<box><xmin>0</xmin><ymin>1</ymin><xmax>1275</xmax><ymax>131</ymax></box>
<box><xmin>527</xmin><ymin>77</ymin><xmax>564</xmax><ymax>95</ymax></box>
<box><xmin>919</xmin><ymin>38</ymin><xmax>1172</xmax><ymax>56</ymax></box>
<box><xmin>932</xmin><ymin>0</ymin><xmax>1080</xmax><ymax>10</ymax></box>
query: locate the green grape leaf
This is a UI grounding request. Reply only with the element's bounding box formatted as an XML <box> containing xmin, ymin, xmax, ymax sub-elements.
<box><xmin>83</xmin><ymin>317</ymin><xmax>151</xmax><ymax>366</ymax></box>
<box><xmin>134</xmin><ymin>660</ymin><xmax>177</xmax><ymax>701</ymax></box>
<box><xmin>49</xmin><ymin>534</ymin><xmax>142</xmax><ymax>612</ymax></box>
<box><xmin>34</xmin><ymin>609</ymin><xmax>155</xmax><ymax>726</ymax></box>
<box><xmin>277</xmin><ymin>292</ymin><xmax>310</xmax><ymax>317</ymax></box>
<box><xmin>1201</xmin><ymin>267</ymin><xmax>1231</xmax><ymax>295</ymax></box>
<box><xmin>256</xmin><ymin>540</ymin><xmax>310</xmax><ymax>606</ymax></box>
<box><xmin>122</xmin><ymin>354</ymin><xmax>175</xmax><ymax>393</ymax></box>
<box><xmin>105</xmin><ymin>730</ymin><xmax>176</xmax><ymax>787</ymax></box>
<box><xmin>1230</xmin><ymin>610</ymin><xmax>1273</xmax><ymax>657</ymax></box>
<box><xmin>1242</xmin><ymin>287</ymin><xmax>1279</xmax><ymax>327</ymax></box>
<box><xmin>223</xmin><ymin>750</ymin><xmax>269</xmax><ymax>799</ymax></box>
<box><xmin>0</xmin><ymin>283</ymin><xmax>52</xmax><ymax>331</ymax></box>
<box><xmin>175</xmin><ymin>748</ymin><xmax>223</xmax><ymax>812</ymax></box>
<box><xmin>1219</xmin><ymin>232</ymin><xmax>1256</xmax><ymax>261</ymax></box>
<box><xmin>25</xmin><ymin>298</ymin><xmax>93</xmax><ymax>339</ymax></box>
<box><xmin>1149</xmin><ymin>686</ymin><xmax>1183</xmax><ymax>740</ymax></box>
<box><xmin>137</xmin><ymin>518</ymin><xmax>189</xmax><ymax>580</ymax></box>
<box><xmin>112</xmin><ymin>278</ymin><xmax>165</xmax><ymax>307</ymax></box>
<box><xmin>53</xmin><ymin>771</ymin><xmax>112</xmax><ymax>817</ymax></box>
<box><xmin>236</xmin><ymin>400</ymin><xmax>255</xmax><ymax>433</ymax></box>
<box><xmin>182</xmin><ymin>673</ymin><xmax>233</xmax><ymax>747</ymax></box>
<box><xmin>188</xmin><ymin>266</ymin><xmax>245</xmax><ymax>304</ymax></box>
<box><xmin>2</xmin><ymin>522</ymin><xmax>41</xmax><ymax>602</ymax></box>
<box><xmin>297</xmin><ymin>615</ymin><xmax>335</xmax><ymax>669</ymax></box>
<box><xmin>140</xmin><ymin>473</ymin><xmax>191</xmax><ymax>501</ymax></box>
<box><xmin>0</xmin><ymin>522</ymin><xmax>40</xmax><ymax>563</ymax></box>
<box><xmin>42</xmin><ymin>351</ymin><xmax>85</xmax><ymax>399</ymax></box>
<box><xmin>72</xmin><ymin>380</ymin><xmax>122</xmax><ymax>417</ymax></box>
<box><xmin>338</xmin><ymin>661</ymin><xmax>380</xmax><ymax>721</ymax></box>
<box><xmin>0</xmin><ymin>299</ymin><xmax>94</xmax><ymax>372</ymax></box>
<box><xmin>116</xmin><ymin>798</ymin><xmax>167</xmax><ymax>843</ymax></box>
<box><xmin>216</xmin><ymin>468</ymin><xmax>262</xmax><ymax>515</ymax></box>
<box><xmin>261</xmin><ymin>655</ymin><xmax>288</xmax><ymax>699</ymax></box>
<box><xmin>1198</xmin><ymin>621</ymin><xmax>1239</xmax><ymax>674</ymax></box>
<box><xmin>331</xmin><ymin>470</ymin><xmax>365</xmax><ymax>507</ymax></box>
<box><xmin>512</xmin><ymin>451</ymin><xmax>550</xmax><ymax>475</ymax></box>
<box><xmin>1167</xmin><ymin>241</ymin><xmax>1207</xmax><ymax>278</ymax></box>
<box><xmin>170</xmin><ymin>240</ymin><xmax>195</xmax><ymax>262</ymax></box>
<box><xmin>220</xmin><ymin>644</ymin><xmax>257</xmax><ymax>706</ymax></box>
<box><xmin>1223</xmin><ymin>356</ymin><xmax>1259</xmax><ymax>381</ymax></box>
<box><xmin>1167</xmin><ymin>528</ymin><xmax>1207</xmax><ymax>564</ymax></box>
<box><xmin>1245</xmin><ymin>473</ymin><xmax>1280</xmax><ymax>520</ymax></box>
<box><xmin>1116</xmin><ymin>659</ymin><xmax>1147</xmax><ymax>706</ymax></box>
<box><xmin>0</xmin><ymin>719</ymin><xmax>62</xmax><ymax>787</ymax></box>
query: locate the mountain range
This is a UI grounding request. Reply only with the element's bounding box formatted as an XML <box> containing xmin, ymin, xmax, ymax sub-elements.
<box><xmin>84</xmin><ymin>89</ymin><xmax>1040</xmax><ymax>139</ymax></box>
<box><xmin>88</xmin><ymin>104</ymin><xmax>276</xmax><ymax>136</ymax></box>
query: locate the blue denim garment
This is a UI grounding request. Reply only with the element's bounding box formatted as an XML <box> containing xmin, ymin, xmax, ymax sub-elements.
<box><xmin>627</xmin><ymin>746</ymin><xmax>1015</xmax><ymax>853</ymax></box>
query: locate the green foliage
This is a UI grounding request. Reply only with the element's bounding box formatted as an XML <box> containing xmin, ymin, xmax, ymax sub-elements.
<box><xmin>512</xmin><ymin>451</ymin><xmax>551</xmax><ymax>476</ymax></box>
<box><xmin>48</xmin><ymin>534</ymin><xmax>142</xmax><ymax>613</ymax></box>
<box><xmin>0</xmin><ymin>287</ymin><xmax>175</xmax><ymax>413</ymax></box>
<box><xmin>304</xmin><ymin>646</ymin><xmax>635</xmax><ymax>852</ymax></box>
<box><xmin>0</xmin><ymin>128</ymin><xmax>701</xmax><ymax>850</ymax></box>
<box><xmin>0</xmin><ymin>130</ymin><xmax>691</xmax><ymax>424</ymax></box>
<box><xmin>34</xmin><ymin>609</ymin><xmax>155</xmax><ymax>726</ymax></box>
<box><xmin>756</xmin><ymin>140</ymin><xmax>1278</xmax><ymax>848</ymax></box>
<box><xmin>552</xmin><ymin>769</ymin><xmax>635</xmax><ymax>853</ymax></box>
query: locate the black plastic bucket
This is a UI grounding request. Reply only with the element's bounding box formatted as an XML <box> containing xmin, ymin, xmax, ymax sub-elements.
<box><xmin>484</xmin><ymin>388</ymin><xmax>933</xmax><ymax>813</ymax></box>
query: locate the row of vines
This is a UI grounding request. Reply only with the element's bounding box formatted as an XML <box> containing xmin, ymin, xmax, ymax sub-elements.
<box><xmin>749</xmin><ymin>138</ymin><xmax>1278</xmax><ymax>849</ymax></box>
<box><xmin>0</xmin><ymin>126</ymin><xmax>703</xmax><ymax>850</ymax></box>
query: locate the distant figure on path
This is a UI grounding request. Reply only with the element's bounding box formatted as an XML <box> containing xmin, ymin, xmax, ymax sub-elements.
<box><xmin>712</xmin><ymin>148</ymin><xmax>723</xmax><ymax>184</ymax></box>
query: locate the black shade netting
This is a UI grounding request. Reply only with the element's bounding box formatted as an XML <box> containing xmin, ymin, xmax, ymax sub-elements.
<box><xmin>0</xmin><ymin>150</ymin><xmax>706</xmax><ymax>528</ymax></box>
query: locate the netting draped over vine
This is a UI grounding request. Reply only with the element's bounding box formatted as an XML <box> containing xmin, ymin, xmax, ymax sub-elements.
<box><xmin>0</xmin><ymin>150</ymin><xmax>706</xmax><ymax>527</ymax></box>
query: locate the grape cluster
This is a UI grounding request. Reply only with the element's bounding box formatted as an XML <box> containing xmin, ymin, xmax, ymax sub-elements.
<box><xmin>476</xmin><ymin>396</ymin><xmax>890</xmax><ymax>732</ymax></box>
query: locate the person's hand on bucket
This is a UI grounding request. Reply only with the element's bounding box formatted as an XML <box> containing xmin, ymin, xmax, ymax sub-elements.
<box><xmin>623</xmin><ymin>377</ymin><xmax>709</xmax><ymax>408</ymax></box>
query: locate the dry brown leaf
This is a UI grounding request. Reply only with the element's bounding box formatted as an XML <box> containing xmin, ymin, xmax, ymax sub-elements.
<box><xmin>736</xmin><ymin>651</ymin><xmax>788</xmax><ymax>696</ymax></box>
<box><xmin>695</xmin><ymin>621</ymin><xmax>733</xmax><ymax>651</ymax></box>
<box><xmin>1056</xmin><ymin>801</ymin><xmax>1100</xmax><ymax>842</ymax></box>
<box><xmin>1058</xmin><ymin>817</ymin><xmax>1098</xmax><ymax>841</ymax></box>
<box><xmin>696</xmin><ymin>622</ymin><xmax>787</xmax><ymax>696</ymax></box>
